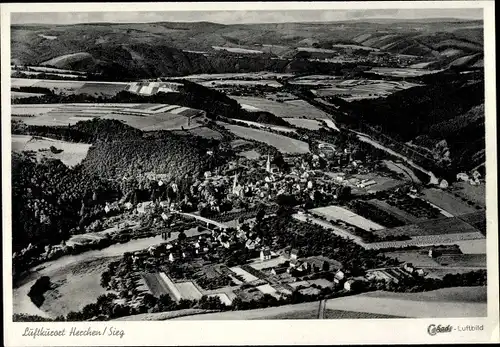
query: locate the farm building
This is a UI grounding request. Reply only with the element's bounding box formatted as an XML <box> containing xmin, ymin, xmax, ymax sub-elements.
<box><xmin>334</xmin><ymin>270</ymin><xmax>346</xmax><ymax>284</ymax></box>
<box><xmin>344</xmin><ymin>277</ymin><xmax>368</xmax><ymax>292</ymax></box>
<box><xmin>137</xmin><ymin>201</ymin><xmax>154</xmax><ymax>214</ymax></box>
<box><xmin>260</xmin><ymin>249</ymin><xmax>272</xmax><ymax>261</ymax></box>
<box><xmin>403</xmin><ymin>263</ymin><xmax>415</xmax><ymax>274</ymax></box>
<box><xmin>457</xmin><ymin>173</ymin><xmax>469</xmax><ymax>182</ymax></box>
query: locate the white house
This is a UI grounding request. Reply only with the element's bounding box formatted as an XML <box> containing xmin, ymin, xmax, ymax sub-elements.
<box><xmin>457</xmin><ymin>172</ymin><xmax>469</xmax><ymax>182</ymax></box>
<box><xmin>334</xmin><ymin>270</ymin><xmax>345</xmax><ymax>284</ymax></box>
<box><xmin>137</xmin><ymin>201</ymin><xmax>154</xmax><ymax>214</ymax></box>
<box><xmin>168</xmin><ymin>253</ymin><xmax>175</xmax><ymax>262</ymax></box>
<box><xmin>290</xmin><ymin>249</ymin><xmax>299</xmax><ymax>260</ymax></box>
<box><xmin>245</xmin><ymin>239</ymin><xmax>256</xmax><ymax>250</ymax></box>
<box><xmin>403</xmin><ymin>263</ymin><xmax>415</xmax><ymax>273</ymax></box>
<box><xmin>439</xmin><ymin>179</ymin><xmax>449</xmax><ymax>189</ymax></box>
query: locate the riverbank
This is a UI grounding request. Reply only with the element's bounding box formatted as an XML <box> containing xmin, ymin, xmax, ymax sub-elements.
<box><xmin>13</xmin><ymin>227</ymin><xmax>206</xmax><ymax>318</ymax></box>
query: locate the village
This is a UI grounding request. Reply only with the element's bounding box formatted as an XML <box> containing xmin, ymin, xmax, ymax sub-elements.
<box><xmin>93</xmin><ymin>146</ymin><xmax>471</xmax><ymax>312</ymax></box>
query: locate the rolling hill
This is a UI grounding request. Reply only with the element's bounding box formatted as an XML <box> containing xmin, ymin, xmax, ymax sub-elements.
<box><xmin>11</xmin><ymin>19</ymin><xmax>484</xmax><ymax>77</ymax></box>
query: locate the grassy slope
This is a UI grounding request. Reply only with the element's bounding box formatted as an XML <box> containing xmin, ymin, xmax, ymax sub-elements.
<box><xmin>11</xmin><ymin>20</ymin><xmax>483</xmax><ymax>76</ymax></box>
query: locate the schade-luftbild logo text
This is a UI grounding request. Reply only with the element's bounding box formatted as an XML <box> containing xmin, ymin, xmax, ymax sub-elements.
<box><xmin>427</xmin><ymin>324</ymin><xmax>484</xmax><ymax>336</ymax></box>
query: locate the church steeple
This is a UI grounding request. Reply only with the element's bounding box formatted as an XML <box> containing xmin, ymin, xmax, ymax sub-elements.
<box><xmin>232</xmin><ymin>173</ymin><xmax>239</xmax><ymax>195</ymax></box>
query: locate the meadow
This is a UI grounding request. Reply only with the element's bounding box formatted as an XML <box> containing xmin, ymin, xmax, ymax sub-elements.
<box><xmin>11</xmin><ymin>135</ymin><xmax>91</xmax><ymax>167</ymax></box>
<box><xmin>284</xmin><ymin>118</ymin><xmax>322</xmax><ymax>130</ymax></box>
<box><xmin>372</xmin><ymin>216</ymin><xmax>484</xmax><ymax>239</ymax></box>
<box><xmin>11</xmin><ymin>78</ymin><xmax>180</xmax><ymax>97</ymax></box>
<box><xmin>231</xmin><ymin>96</ymin><xmax>331</xmax><ymax>119</ymax></box>
<box><xmin>212</xmin><ymin>46</ymin><xmax>264</xmax><ymax>54</ymax></box>
<box><xmin>12</xmin><ymin>103</ymin><xmax>205</xmax><ymax>131</ymax></box>
<box><xmin>218</xmin><ymin>122</ymin><xmax>310</xmax><ymax>154</ymax></box>
<box><xmin>313</xmin><ymin>79</ymin><xmax>419</xmax><ymax>101</ymax></box>
<box><xmin>368</xmin><ymin>67</ymin><xmax>443</xmax><ymax>77</ymax></box>
<box><xmin>325</xmin><ymin>289</ymin><xmax>486</xmax><ymax>318</ymax></box>
<box><xmin>422</xmin><ymin>188</ymin><xmax>478</xmax><ymax>216</ymax></box>
<box><xmin>311</xmin><ymin>206</ymin><xmax>385</xmax><ymax>231</ymax></box>
<box><xmin>200</xmin><ymin>80</ymin><xmax>282</xmax><ymax>88</ymax></box>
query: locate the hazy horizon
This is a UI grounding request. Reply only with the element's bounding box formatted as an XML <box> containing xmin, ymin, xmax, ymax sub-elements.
<box><xmin>11</xmin><ymin>8</ymin><xmax>483</xmax><ymax>25</ymax></box>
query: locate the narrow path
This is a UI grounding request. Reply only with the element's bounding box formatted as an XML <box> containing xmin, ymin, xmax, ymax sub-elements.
<box><xmin>317</xmin><ymin>299</ymin><xmax>326</xmax><ymax>319</ymax></box>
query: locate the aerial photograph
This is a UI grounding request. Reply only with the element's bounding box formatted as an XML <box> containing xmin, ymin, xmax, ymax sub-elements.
<box><xmin>10</xmin><ymin>7</ymin><xmax>488</xmax><ymax>322</ymax></box>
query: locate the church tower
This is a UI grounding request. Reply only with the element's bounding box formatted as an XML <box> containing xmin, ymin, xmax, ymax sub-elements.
<box><xmin>232</xmin><ymin>173</ymin><xmax>239</xmax><ymax>195</ymax></box>
<box><xmin>266</xmin><ymin>155</ymin><xmax>271</xmax><ymax>173</ymax></box>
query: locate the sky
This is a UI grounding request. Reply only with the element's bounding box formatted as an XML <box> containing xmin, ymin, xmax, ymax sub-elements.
<box><xmin>11</xmin><ymin>8</ymin><xmax>483</xmax><ymax>25</ymax></box>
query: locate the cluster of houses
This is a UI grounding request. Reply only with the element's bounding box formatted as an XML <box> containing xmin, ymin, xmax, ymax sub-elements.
<box><xmin>456</xmin><ymin>170</ymin><xmax>482</xmax><ymax>186</ymax></box>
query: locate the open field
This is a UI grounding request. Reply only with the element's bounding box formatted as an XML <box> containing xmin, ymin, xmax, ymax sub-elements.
<box><xmin>12</xmin><ymin>103</ymin><xmax>205</xmax><ymax>131</ymax></box>
<box><xmin>325</xmin><ymin>289</ymin><xmax>486</xmax><ymax>318</ymax></box>
<box><xmin>362</xmin><ymin>287</ymin><xmax>487</xmax><ymax>303</ymax></box>
<box><xmin>114</xmin><ymin>308</ymin><xmax>213</xmax><ymax>321</ymax></box>
<box><xmin>324</xmin><ymin>310</ymin><xmax>401</xmax><ymax>319</ymax></box>
<box><xmin>384</xmin><ymin>251</ymin><xmax>442</xmax><ymax>268</ymax></box>
<box><xmin>311</xmin><ymin>206</ymin><xmax>385</xmax><ymax>231</ymax></box>
<box><xmin>41</xmin><ymin>52</ymin><xmax>93</xmax><ymax>67</ymax></box>
<box><xmin>313</xmin><ymin>79</ymin><xmax>418</xmax><ymax>101</ymax></box>
<box><xmin>298</xmin><ymin>45</ymin><xmax>378</xmax><ymax>53</ymax></box>
<box><xmin>369</xmin><ymin>231</ymin><xmax>485</xmax><ymax>250</ymax></box>
<box><xmin>176</xmin><ymin>282</ymin><xmax>203</xmax><ymax>301</ymax></box>
<box><xmin>368</xmin><ymin>67</ymin><xmax>443</xmax><ymax>77</ymax></box>
<box><xmin>366</xmin><ymin>199</ymin><xmax>423</xmax><ymax>224</ymax></box>
<box><xmin>229</xmin><ymin>266</ymin><xmax>259</xmax><ymax>283</ymax></box>
<box><xmin>382</xmin><ymin>160</ymin><xmax>422</xmax><ymax>183</ymax></box>
<box><xmin>171</xmin><ymin>285</ymin><xmax>487</xmax><ymax>319</ymax></box>
<box><xmin>284</xmin><ymin>118</ymin><xmax>322</xmax><ymax>130</ymax></box>
<box><xmin>459</xmin><ymin>211</ymin><xmax>486</xmax><ymax>234</ymax></box>
<box><xmin>11</xmin><ymin>78</ymin><xmax>180</xmax><ymax>97</ymax></box>
<box><xmin>265</xmin><ymin>309</ymin><xmax>318</xmax><ymax>319</ymax></box>
<box><xmin>212</xmin><ymin>46</ymin><xmax>263</xmax><ymax>54</ymax></box>
<box><xmin>232</xmin><ymin>119</ymin><xmax>296</xmax><ymax>133</ymax></box>
<box><xmin>373</xmin><ymin>216</ymin><xmax>483</xmax><ymax>238</ymax></box>
<box><xmin>173</xmin><ymin>72</ymin><xmax>294</xmax><ymax>81</ymax></box>
<box><xmin>256</xmin><ymin>284</ymin><xmax>280</xmax><ymax>298</ymax></box>
<box><xmin>454</xmin><ymin>239</ymin><xmax>486</xmax><ymax>254</ymax></box>
<box><xmin>11</xmin><ymin>135</ymin><xmax>91</xmax><ymax>167</ymax></box>
<box><xmin>12</xmin><ymin>91</ymin><xmax>45</xmax><ymax>99</ymax></box>
<box><xmin>231</xmin><ymin>96</ymin><xmax>331</xmax><ymax>119</ymax></box>
<box><xmin>171</xmin><ymin>301</ymin><xmax>321</xmax><ymax>320</ymax></box>
<box><xmin>37</xmin><ymin>257</ymin><xmax>118</xmax><ymax>317</ymax></box>
<box><xmin>422</xmin><ymin>188</ymin><xmax>478</xmax><ymax>216</ymax></box>
<box><xmin>435</xmin><ymin>254</ymin><xmax>487</xmax><ymax>268</ymax></box>
<box><xmin>201</xmin><ymin>80</ymin><xmax>282</xmax><ymax>88</ymax></box>
<box><xmin>451</xmin><ymin>182</ymin><xmax>486</xmax><ymax>208</ymax></box>
<box><xmin>218</xmin><ymin>122</ymin><xmax>309</xmax><ymax>154</ymax></box>
<box><xmin>12</xmin><ymin>65</ymin><xmax>87</xmax><ymax>75</ymax></box>
<box><xmin>290</xmin><ymin>75</ymin><xmax>341</xmax><ymax>86</ymax></box>
<box><xmin>12</xmin><ymin>69</ymin><xmax>83</xmax><ymax>79</ymax></box>
<box><xmin>141</xmin><ymin>273</ymin><xmax>173</xmax><ymax>298</ymax></box>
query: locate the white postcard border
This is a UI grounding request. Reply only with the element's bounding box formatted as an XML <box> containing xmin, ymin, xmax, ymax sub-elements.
<box><xmin>2</xmin><ymin>1</ymin><xmax>498</xmax><ymax>346</ymax></box>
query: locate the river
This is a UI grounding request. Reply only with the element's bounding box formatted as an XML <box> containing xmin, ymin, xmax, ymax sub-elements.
<box><xmin>12</xmin><ymin>227</ymin><xmax>205</xmax><ymax>318</ymax></box>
